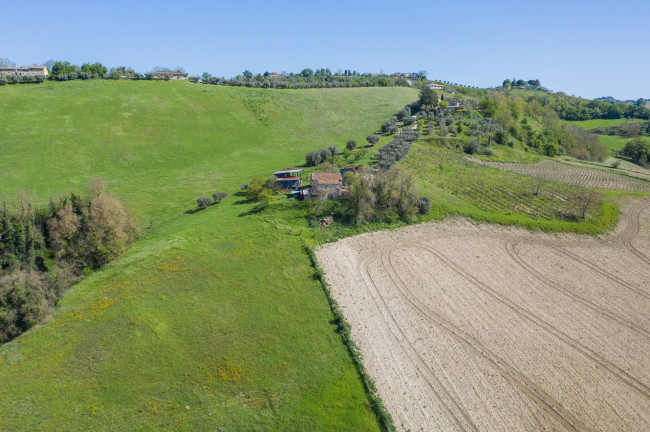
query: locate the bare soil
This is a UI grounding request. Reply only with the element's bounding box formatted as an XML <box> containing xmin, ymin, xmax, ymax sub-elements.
<box><xmin>316</xmin><ymin>199</ymin><xmax>650</xmax><ymax>432</ymax></box>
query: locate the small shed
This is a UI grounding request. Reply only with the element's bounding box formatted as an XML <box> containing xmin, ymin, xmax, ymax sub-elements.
<box><xmin>273</xmin><ymin>168</ymin><xmax>304</xmax><ymax>179</ymax></box>
<box><xmin>275</xmin><ymin>177</ymin><xmax>301</xmax><ymax>190</ymax></box>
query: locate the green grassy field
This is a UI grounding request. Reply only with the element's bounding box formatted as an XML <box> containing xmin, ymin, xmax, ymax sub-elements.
<box><xmin>566</xmin><ymin>119</ymin><xmax>642</xmax><ymax>153</ymax></box>
<box><xmin>565</xmin><ymin>118</ymin><xmax>642</xmax><ymax>129</ymax></box>
<box><xmin>0</xmin><ymin>80</ymin><xmax>417</xmax><ymax>431</ymax></box>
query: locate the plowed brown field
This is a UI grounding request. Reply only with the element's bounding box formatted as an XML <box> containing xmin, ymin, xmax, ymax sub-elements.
<box><xmin>316</xmin><ymin>199</ymin><xmax>650</xmax><ymax>432</ymax></box>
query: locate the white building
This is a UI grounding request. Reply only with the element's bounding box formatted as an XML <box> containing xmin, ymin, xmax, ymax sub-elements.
<box><xmin>0</xmin><ymin>65</ymin><xmax>49</xmax><ymax>77</ymax></box>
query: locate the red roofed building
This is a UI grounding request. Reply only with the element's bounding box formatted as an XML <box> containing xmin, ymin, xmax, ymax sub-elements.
<box><xmin>311</xmin><ymin>172</ymin><xmax>343</xmax><ymax>198</ymax></box>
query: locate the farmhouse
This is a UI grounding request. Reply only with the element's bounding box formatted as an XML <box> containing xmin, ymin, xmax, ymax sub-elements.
<box><xmin>427</xmin><ymin>83</ymin><xmax>443</xmax><ymax>90</ymax></box>
<box><xmin>150</xmin><ymin>71</ymin><xmax>188</xmax><ymax>80</ymax></box>
<box><xmin>0</xmin><ymin>65</ymin><xmax>48</xmax><ymax>77</ymax></box>
<box><xmin>310</xmin><ymin>172</ymin><xmax>343</xmax><ymax>199</ymax></box>
<box><xmin>268</xmin><ymin>72</ymin><xmax>283</xmax><ymax>79</ymax></box>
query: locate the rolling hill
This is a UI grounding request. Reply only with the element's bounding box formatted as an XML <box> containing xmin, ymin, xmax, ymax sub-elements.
<box><xmin>0</xmin><ymin>80</ymin><xmax>417</xmax><ymax>431</ymax></box>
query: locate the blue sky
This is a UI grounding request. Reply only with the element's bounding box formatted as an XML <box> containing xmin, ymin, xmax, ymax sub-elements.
<box><xmin>2</xmin><ymin>0</ymin><xmax>648</xmax><ymax>99</ymax></box>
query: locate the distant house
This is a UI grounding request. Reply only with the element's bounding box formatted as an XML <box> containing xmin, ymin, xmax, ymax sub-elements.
<box><xmin>273</xmin><ymin>168</ymin><xmax>304</xmax><ymax>190</ymax></box>
<box><xmin>391</xmin><ymin>72</ymin><xmax>403</xmax><ymax>77</ymax></box>
<box><xmin>311</xmin><ymin>172</ymin><xmax>343</xmax><ymax>199</ymax></box>
<box><xmin>0</xmin><ymin>65</ymin><xmax>48</xmax><ymax>77</ymax></box>
<box><xmin>268</xmin><ymin>72</ymin><xmax>283</xmax><ymax>79</ymax></box>
<box><xmin>151</xmin><ymin>71</ymin><xmax>188</xmax><ymax>80</ymax></box>
<box><xmin>427</xmin><ymin>83</ymin><xmax>443</xmax><ymax>90</ymax></box>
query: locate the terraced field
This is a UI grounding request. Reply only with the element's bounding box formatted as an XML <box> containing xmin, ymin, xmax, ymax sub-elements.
<box><xmin>404</xmin><ymin>146</ymin><xmax>601</xmax><ymax>220</ymax></box>
<box><xmin>470</xmin><ymin>158</ymin><xmax>650</xmax><ymax>191</ymax></box>
<box><xmin>317</xmin><ymin>199</ymin><xmax>650</xmax><ymax>432</ymax></box>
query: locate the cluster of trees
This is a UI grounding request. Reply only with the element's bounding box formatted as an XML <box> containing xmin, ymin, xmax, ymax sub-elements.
<box><xmin>0</xmin><ymin>180</ymin><xmax>136</xmax><ymax>342</ymax></box>
<box><xmin>306</xmin><ymin>146</ymin><xmax>339</xmax><ymax>166</ymax></box>
<box><xmin>376</xmin><ymin>129</ymin><xmax>420</xmax><ymax>169</ymax></box>
<box><xmin>243</xmin><ymin>176</ymin><xmax>279</xmax><ymax>209</ymax></box>
<box><xmin>502</xmin><ymin>78</ymin><xmax>542</xmax><ymax>89</ymax></box>
<box><xmin>344</xmin><ymin>166</ymin><xmax>429</xmax><ymax>225</ymax></box>
<box><xmin>621</xmin><ymin>137</ymin><xmax>650</xmax><ymax>166</ymax></box>
<box><xmin>518</xmin><ymin>91</ymin><xmax>650</xmax><ymax>121</ymax></box>
<box><xmin>199</xmin><ymin>69</ymin><xmax>427</xmax><ymax>89</ymax></box>
<box><xmin>195</xmin><ymin>191</ymin><xmax>228</xmax><ymax>211</ymax></box>
<box><xmin>591</xmin><ymin>121</ymin><xmax>650</xmax><ymax>138</ymax></box>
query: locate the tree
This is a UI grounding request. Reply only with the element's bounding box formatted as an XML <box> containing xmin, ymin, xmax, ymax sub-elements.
<box><xmin>242</xmin><ymin>70</ymin><xmax>253</xmax><ymax>79</ymax></box>
<box><xmin>346</xmin><ymin>140</ymin><xmax>357</xmax><ymax>151</ymax></box>
<box><xmin>80</xmin><ymin>62</ymin><xmax>107</xmax><ymax>77</ymax></box>
<box><xmin>397</xmin><ymin>106</ymin><xmax>411</xmax><ymax>121</ymax></box>
<box><xmin>86</xmin><ymin>187</ymin><xmax>137</xmax><ymax>268</ymax></box>
<box><xmin>197</xmin><ymin>197</ymin><xmax>212</xmax><ymax>209</ymax></box>
<box><xmin>300</xmin><ymin>68</ymin><xmax>313</xmax><ymax>77</ymax></box>
<box><xmin>326</xmin><ymin>145</ymin><xmax>338</xmax><ymax>156</ymax></box>
<box><xmin>479</xmin><ymin>99</ymin><xmax>496</xmax><ymax>117</ymax></box>
<box><xmin>621</xmin><ymin>137</ymin><xmax>650</xmax><ymax>165</ymax></box>
<box><xmin>417</xmin><ymin>196</ymin><xmax>431</xmax><ymax>215</ymax></box>
<box><xmin>418</xmin><ymin>87</ymin><xmax>438</xmax><ymax>110</ymax></box>
<box><xmin>47</xmin><ymin>203</ymin><xmax>82</xmax><ymax>262</ymax></box>
<box><xmin>50</xmin><ymin>61</ymin><xmax>78</xmax><ymax>77</ymax></box>
<box><xmin>212</xmin><ymin>192</ymin><xmax>228</xmax><ymax>203</ymax></box>
<box><xmin>366</xmin><ymin>134</ymin><xmax>379</xmax><ymax>146</ymax></box>
<box><xmin>0</xmin><ymin>57</ymin><xmax>15</xmax><ymax>67</ymax></box>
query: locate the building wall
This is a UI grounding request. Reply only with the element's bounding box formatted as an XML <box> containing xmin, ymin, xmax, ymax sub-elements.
<box><xmin>0</xmin><ymin>66</ymin><xmax>48</xmax><ymax>77</ymax></box>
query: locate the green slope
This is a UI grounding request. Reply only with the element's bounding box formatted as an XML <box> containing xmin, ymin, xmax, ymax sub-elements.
<box><xmin>0</xmin><ymin>80</ymin><xmax>417</xmax><ymax>431</ymax></box>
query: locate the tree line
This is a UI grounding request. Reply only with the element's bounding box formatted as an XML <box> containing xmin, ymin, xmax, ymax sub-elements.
<box><xmin>0</xmin><ymin>180</ymin><xmax>136</xmax><ymax>343</ymax></box>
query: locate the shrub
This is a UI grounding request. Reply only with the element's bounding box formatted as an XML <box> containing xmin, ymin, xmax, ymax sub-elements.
<box><xmin>212</xmin><ymin>192</ymin><xmax>228</xmax><ymax>203</ymax></box>
<box><xmin>197</xmin><ymin>197</ymin><xmax>212</xmax><ymax>209</ymax></box>
<box><xmin>494</xmin><ymin>129</ymin><xmax>507</xmax><ymax>145</ymax></box>
<box><xmin>240</xmin><ymin>183</ymin><xmax>249</xmax><ymax>191</ymax></box>
<box><xmin>346</xmin><ymin>140</ymin><xmax>357</xmax><ymax>151</ymax></box>
<box><xmin>417</xmin><ymin>196</ymin><xmax>431</xmax><ymax>215</ymax></box>
<box><xmin>0</xmin><ymin>77</ymin><xmax>7</xmax><ymax>86</ymax></box>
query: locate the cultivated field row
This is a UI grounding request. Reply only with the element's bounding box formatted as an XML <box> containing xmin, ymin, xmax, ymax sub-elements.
<box><xmin>470</xmin><ymin>158</ymin><xmax>650</xmax><ymax>191</ymax></box>
<box><xmin>317</xmin><ymin>199</ymin><xmax>650</xmax><ymax>431</ymax></box>
<box><xmin>404</xmin><ymin>147</ymin><xmax>599</xmax><ymax>220</ymax></box>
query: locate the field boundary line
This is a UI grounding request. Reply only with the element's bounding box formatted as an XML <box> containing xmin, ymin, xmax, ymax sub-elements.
<box><xmin>302</xmin><ymin>241</ymin><xmax>396</xmax><ymax>432</ymax></box>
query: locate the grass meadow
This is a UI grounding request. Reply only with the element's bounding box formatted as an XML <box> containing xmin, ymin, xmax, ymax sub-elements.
<box><xmin>0</xmin><ymin>80</ymin><xmax>417</xmax><ymax>431</ymax></box>
<box><xmin>566</xmin><ymin>118</ymin><xmax>644</xmax><ymax>153</ymax></box>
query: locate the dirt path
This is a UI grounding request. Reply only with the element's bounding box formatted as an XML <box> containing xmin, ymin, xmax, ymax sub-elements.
<box><xmin>317</xmin><ymin>198</ymin><xmax>650</xmax><ymax>432</ymax></box>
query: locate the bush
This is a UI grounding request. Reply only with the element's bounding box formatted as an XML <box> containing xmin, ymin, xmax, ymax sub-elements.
<box><xmin>417</xmin><ymin>196</ymin><xmax>431</xmax><ymax>215</ymax></box>
<box><xmin>0</xmin><ymin>77</ymin><xmax>7</xmax><ymax>86</ymax></box>
<box><xmin>346</xmin><ymin>140</ymin><xmax>357</xmax><ymax>151</ymax></box>
<box><xmin>212</xmin><ymin>192</ymin><xmax>228</xmax><ymax>203</ymax></box>
<box><xmin>494</xmin><ymin>129</ymin><xmax>507</xmax><ymax>145</ymax></box>
<box><xmin>197</xmin><ymin>197</ymin><xmax>212</xmax><ymax>209</ymax></box>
